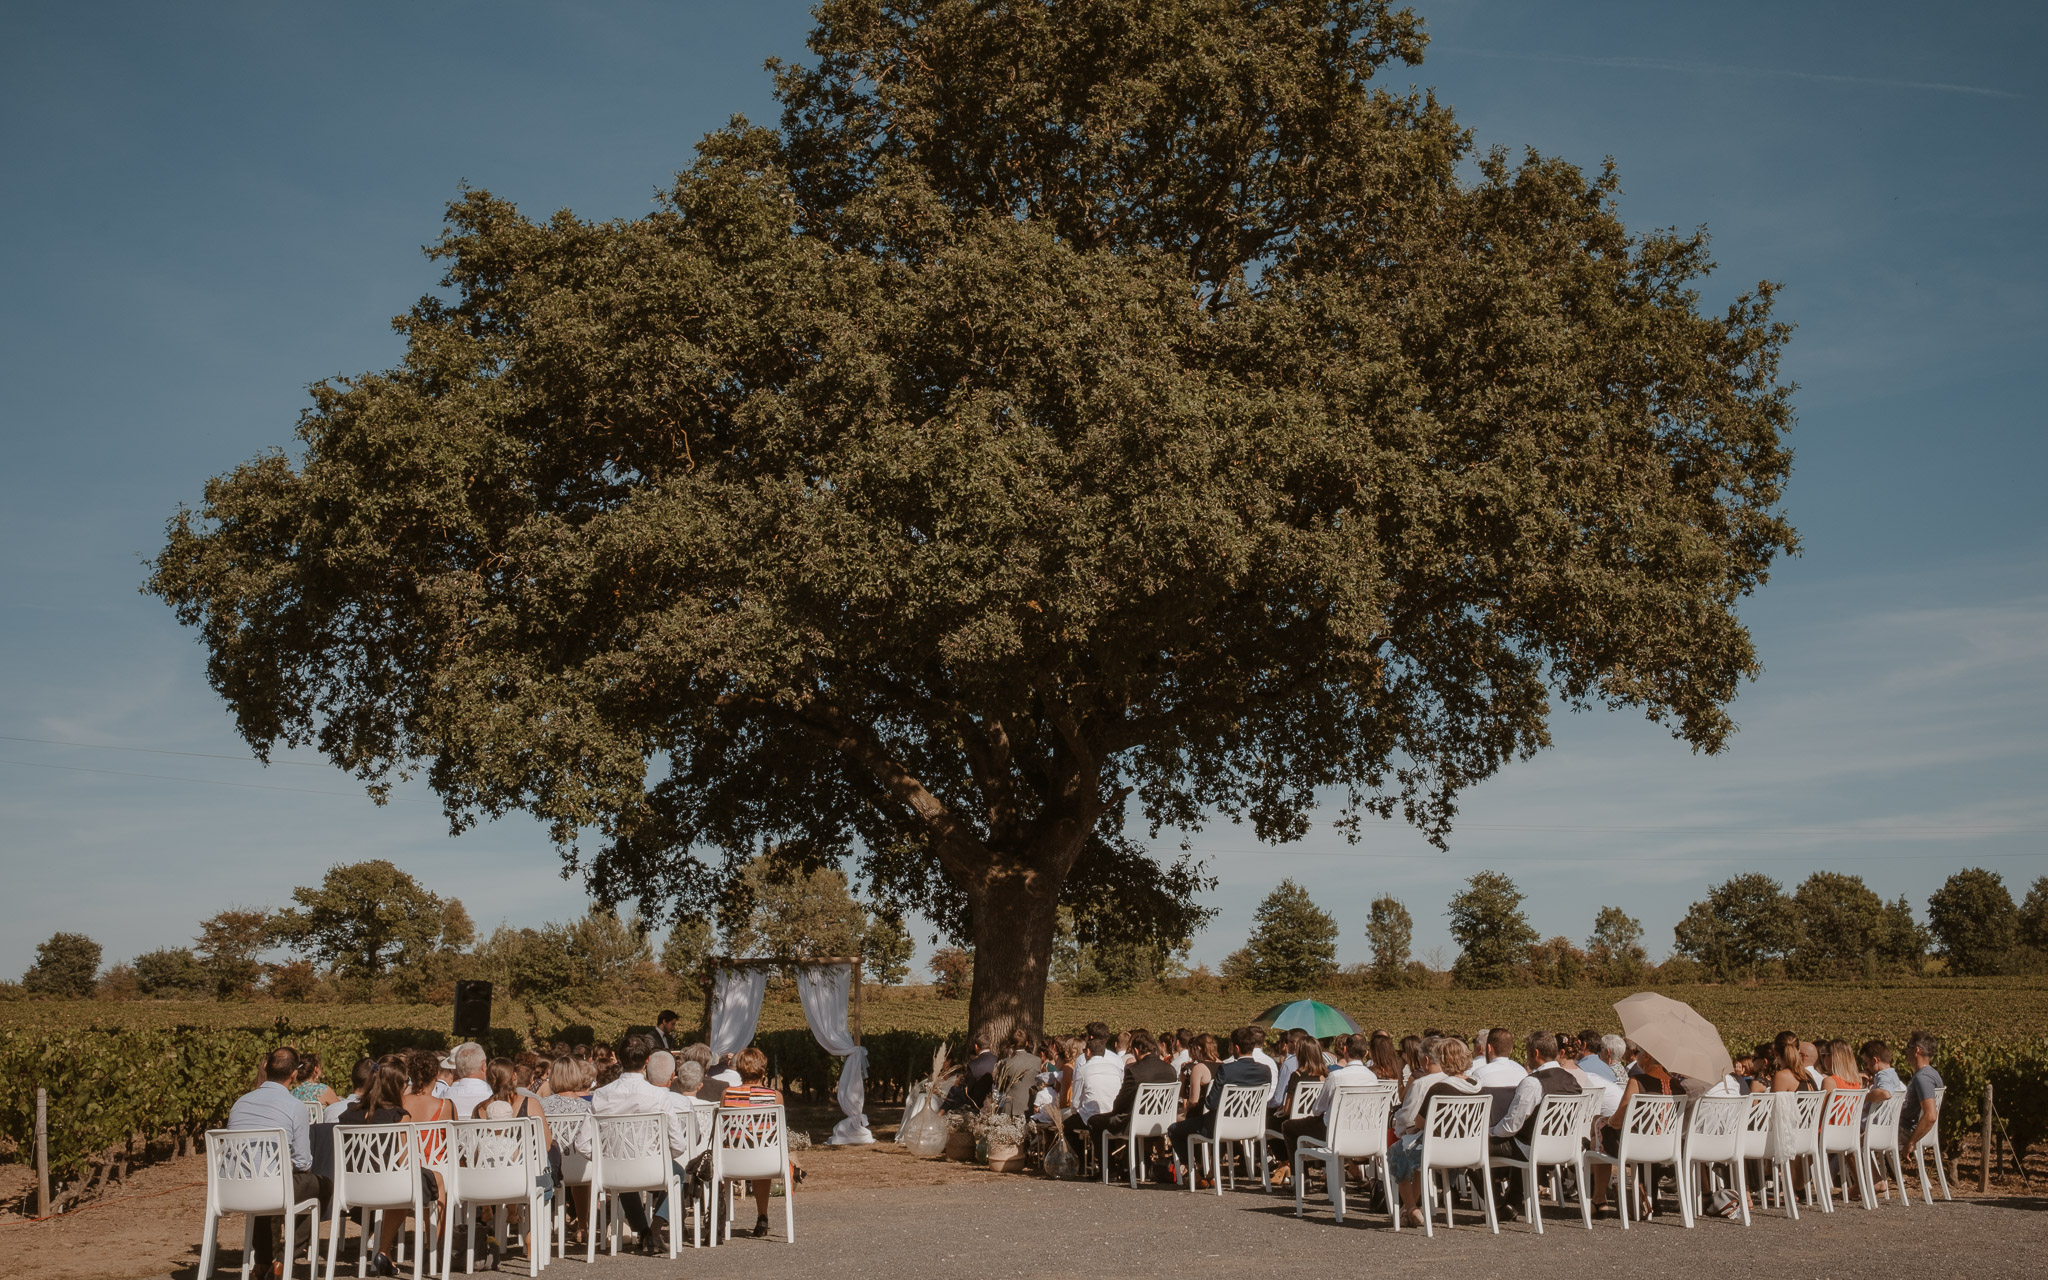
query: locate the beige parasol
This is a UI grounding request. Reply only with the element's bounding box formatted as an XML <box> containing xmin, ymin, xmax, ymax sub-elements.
<box><xmin>1612</xmin><ymin>991</ymin><xmax>1733</xmax><ymax>1085</ymax></box>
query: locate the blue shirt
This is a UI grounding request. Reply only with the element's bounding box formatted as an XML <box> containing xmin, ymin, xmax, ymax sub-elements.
<box><xmin>1871</xmin><ymin>1066</ymin><xmax>1905</xmax><ymax>1098</ymax></box>
<box><xmin>1902</xmin><ymin>1064</ymin><xmax>1943</xmax><ymax>1122</ymax></box>
<box><xmin>227</xmin><ymin>1080</ymin><xmax>313</xmax><ymax>1171</ymax></box>
<box><xmin>1578</xmin><ymin>1055</ymin><xmax>1617</xmax><ymax>1083</ymax></box>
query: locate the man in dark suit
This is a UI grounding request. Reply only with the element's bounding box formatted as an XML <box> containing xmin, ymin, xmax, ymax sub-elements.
<box><xmin>1091</xmin><ymin>1030</ymin><xmax>1179</xmax><ymax>1181</ymax></box>
<box><xmin>1167</xmin><ymin>1026</ymin><xmax>1273</xmax><ymax>1185</ymax></box>
<box><xmin>652</xmin><ymin>1010</ymin><xmax>680</xmax><ymax>1051</ymax></box>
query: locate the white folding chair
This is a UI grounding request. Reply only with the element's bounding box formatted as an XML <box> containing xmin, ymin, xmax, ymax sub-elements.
<box><xmin>1099</xmin><ymin>1082</ymin><xmax>1178</xmax><ymax>1188</ymax></box>
<box><xmin>1756</xmin><ymin>1092</ymin><xmax>1824</xmax><ymax>1218</ymax></box>
<box><xmin>1497</xmin><ymin>1092</ymin><xmax>1598</xmax><ymax>1233</ymax></box>
<box><xmin>1418</xmin><ymin>1094</ymin><xmax>1497</xmax><ymax>1237</ymax></box>
<box><xmin>198</xmin><ymin>1128</ymin><xmax>321</xmax><ymax>1280</ymax></box>
<box><xmin>306</xmin><ymin>1099</ymin><xmax>330</xmax><ymax>1127</ymax></box>
<box><xmin>589</xmin><ymin>1112</ymin><xmax>683</xmax><ymax>1259</ymax></box>
<box><xmin>1587</xmin><ymin>1093</ymin><xmax>1686</xmax><ymax>1229</ymax></box>
<box><xmin>324</xmin><ymin>1125</ymin><xmax>424</xmax><ymax>1280</ymax></box>
<box><xmin>440</xmin><ymin>1118</ymin><xmax>546</xmax><ymax>1277</ymax></box>
<box><xmin>707</xmin><ymin>1104</ymin><xmax>794</xmax><ymax>1246</ymax></box>
<box><xmin>1292</xmin><ymin>1085</ymin><xmax>1395</xmax><ymax>1226</ymax></box>
<box><xmin>1911</xmin><ymin>1086</ymin><xmax>1950</xmax><ymax>1202</ymax></box>
<box><xmin>1185</xmin><ymin>1084</ymin><xmax>1269</xmax><ymax>1195</ymax></box>
<box><xmin>1816</xmin><ymin>1088</ymin><xmax>1869</xmax><ymax>1208</ymax></box>
<box><xmin>1861</xmin><ymin>1095</ymin><xmax>1909</xmax><ymax>1206</ymax></box>
<box><xmin>1679</xmin><ymin>1095</ymin><xmax>1750</xmax><ymax>1228</ymax></box>
<box><xmin>1262</xmin><ymin>1078</ymin><xmax>1319</xmax><ymax>1171</ymax></box>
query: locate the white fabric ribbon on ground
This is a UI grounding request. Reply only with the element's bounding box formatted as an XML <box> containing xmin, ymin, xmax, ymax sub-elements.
<box><xmin>797</xmin><ymin>962</ymin><xmax>873</xmax><ymax>1144</ymax></box>
<box><xmin>708</xmin><ymin>965</ymin><xmax>768</xmax><ymax>1056</ymax></box>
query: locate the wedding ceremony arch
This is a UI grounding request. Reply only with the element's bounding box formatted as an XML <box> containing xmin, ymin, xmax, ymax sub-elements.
<box><xmin>700</xmin><ymin>954</ymin><xmax>872</xmax><ymax>1144</ymax></box>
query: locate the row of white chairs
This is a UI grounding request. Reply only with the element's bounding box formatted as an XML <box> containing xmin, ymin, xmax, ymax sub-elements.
<box><xmin>199</xmin><ymin>1105</ymin><xmax>797</xmax><ymax>1279</ymax></box>
<box><xmin>1090</xmin><ymin>1079</ymin><xmax>1950</xmax><ymax>1239</ymax></box>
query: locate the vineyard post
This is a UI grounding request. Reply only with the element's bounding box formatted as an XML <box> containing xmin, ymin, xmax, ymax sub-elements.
<box><xmin>35</xmin><ymin>1087</ymin><xmax>50</xmax><ymax>1216</ymax></box>
<box><xmin>1980</xmin><ymin>1082</ymin><xmax>1993</xmax><ymax>1193</ymax></box>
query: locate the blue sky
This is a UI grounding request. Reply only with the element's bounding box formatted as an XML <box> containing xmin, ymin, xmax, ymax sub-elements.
<box><xmin>2</xmin><ymin>1</ymin><xmax>2042</xmax><ymax>979</ymax></box>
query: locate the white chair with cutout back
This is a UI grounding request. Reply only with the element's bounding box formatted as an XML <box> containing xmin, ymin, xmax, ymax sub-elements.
<box><xmin>590</xmin><ymin>1112</ymin><xmax>683</xmax><ymax>1258</ymax></box>
<box><xmin>708</xmin><ymin>1104</ymin><xmax>794</xmax><ymax>1245</ymax></box>
<box><xmin>543</xmin><ymin>1111</ymin><xmax>594</xmax><ymax>1260</ymax></box>
<box><xmin>1185</xmin><ymin>1084</ymin><xmax>1270</xmax><ymax>1195</ymax></box>
<box><xmin>1816</xmin><ymin>1088</ymin><xmax>1869</xmax><ymax>1208</ymax></box>
<box><xmin>324</xmin><ymin>1124</ymin><xmax>424</xmax><ymax>1280</ymax></box>
<box><xmin>1099</xmin><ymin>1082</ymin><xmax>1178</xmax><ymax>1189</ymax></box>
<box><xmin>1495</xmin><ymin>1092</ymin><xmax>1598</xmax><ymax>1233</ymax></box>
<box><xmin>1678</xmin><ymin>1094</ymin><xmax>1749</xmax><ymax>1228</ymax></box>
<box><xmin>1587</xmin><ymin>1093</ymin><xmax>1686</xmax><ymax>1228</ymax></box>
<box><xmin>1262</xmin><ymin>1078</ymin><xmax>1320</xmax><ymax>1174</ymax></box>
<box><xmin>1417</xmin><ymin>1094</ymin><xmax>1497</xmax><ymax>1237</ymax></box>
<box><xmin>1860</xmin><ymin>1095</ymin><xmax>1909</xmax><ymax>1206</ymax></box>
<box><xmin>1292</xmin><ymin>1084</ymin><xmax>1396</xmax><ymax>1226</ymax></box>
<box><xmin>1911</xmin><ymin>1086</ymin><xmax>1950</xmax><ymax>1203</ymax></box>
<box><xmin>199</xmin><ymin>1128</ymin><xmax>321</xmax><ymax>1280</ymax></box>
<box><xmin>440</xmin><ymin>1117</ymin><xmax>545</xmax><ymax>1277</ymax></box>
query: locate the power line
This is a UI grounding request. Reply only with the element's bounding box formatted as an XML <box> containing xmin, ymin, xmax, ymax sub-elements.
<box><xmin>0</xmin><ymin>757</ymin><xmax>427</xmax><ymax>803</ymax></box>
<box><xmin>0</xmin><ymin>733</ymin><xmax>333</xmax><ymax>766</ymax></box>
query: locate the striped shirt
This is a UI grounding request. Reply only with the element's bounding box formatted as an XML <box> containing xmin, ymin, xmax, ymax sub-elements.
<box><xmin>721</xmin><ymin>1084</ymin><xmax>782</xmax><ymax>1108</ymax></box>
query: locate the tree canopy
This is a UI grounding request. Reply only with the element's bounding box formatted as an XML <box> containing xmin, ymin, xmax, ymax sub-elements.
<box><xmin>146</xmin><ymin>0</ymin><xmax>1797</xmax><ymax>1041</ymax></box>
<box><xmin>1927</xmin><ymin>868</ymin><xmax>2018</xmax><ymax>977</ymax></box>
<box><xmin>1446</xmin><ymin>870</ymin><xmax>1535</xmax><ymax>988</ymax></box>
<box><xmin>22</xmin><ymin>932</ymin><xmax>101</xmax><ymax>998</ymax></box>
<box><xmin>271</xmin><ymin>860</ymin><xmax>470</xmax><ymax>983</ymax></box>
<box><xmin>1671</xmin><ymin>873</ymin><xmax>1795</xmax><ymax>981</ymax></box>
<box><xmin>1239</xmin><ymin>878</ymin><xmax>1339</xmax><ymax>990</ymax></box>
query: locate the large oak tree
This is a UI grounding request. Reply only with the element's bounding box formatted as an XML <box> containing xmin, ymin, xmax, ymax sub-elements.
<box><xmin>150</xmin><ymin>0</ymin><xmax>1796</xmax><ymax>1043</ymax></box>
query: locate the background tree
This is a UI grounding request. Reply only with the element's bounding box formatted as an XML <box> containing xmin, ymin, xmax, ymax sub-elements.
<box><xmin>1527</xmin><ymin>936</ymin><xmax>1585</xmax><ymax>988</ymax></box>
<box><xmin>1366</xmin><ymin>895</ymin><xmax>1413</xmax><ymax>989</ymax></box>
<box><xmin>1926</xmin><ymin>868</ymin><xmax>2017</xmax><ymax>976</ymax></box>
<box><xmin>661</xmin><ymin>916</ymin><xmax>717</xmax><ymax>987</ymax></box>
<box><xmin>195</xmin><ymin>908</ymin><xmax>274</xmax><ymax>999</ymax></box>
<box><xmin>1671</xmin><ymin>873</ymin><xmax>1795</xmax><ymax>980</ymax></box>
<box><xmin>22</xmin><ymin>932</ymin><xmax>100</xmax><ymax>997</ymax></box>
<box><xmin>478</xmin><ymin>905</ymin><xmax>653</xmax><ymax>1001</ymax></box>
<box><xmin>1242</xmin><ymin>880</ymin><xmax>1339</xmax><ymax>991</ymax></box>
<box><xmin>862</xmin><ymin>909</ymin><xmax>916</xmax><ymax>985</ymax></box>
<box><xmin>1447</xmin><ymin>872</ymin><xmax>1537</xmax><ymax>988</ymax></box>
<box><xmin>270</xmin><ymin>860</ymin><xmax>467</xmax><ymax>985</ymax></box>
<box><xmin>1587</xmin><ymin>906</ymin><xmax>1648</xmax><ymax>986</ymax></box>
<box><xmin>929</xmin><ymin>947</ymin><xmax>972</xmax><ymax>999</ymax></box>
<box><xmin>2017</xmin><ymin>877</ymin><xmax>2048</xmax><ymax>952</ymax></box>
<box><xmin>1788</xmin><ymin>871</ymin><xmax>1887</xmax><ymax>978</ymax></box>
<box><xmin>724</xmin><ymin>855</ymin><xmax>872</xmax><ymax>959</ymax></box>
<box><xmin>133</xmin><ymin>947</ymin><xmax>213</xmax><ymax>998</ymax></box>
<box><xmin>147</xmin><ymin>0</ymin><xmax>1798</xmax><ymax>1044</ymax></box>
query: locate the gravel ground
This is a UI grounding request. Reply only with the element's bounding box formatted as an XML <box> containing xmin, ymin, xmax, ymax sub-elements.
<box><xmin>366</xmin><ymin>1179</ymin><xmax>2042</xmax><ymax>1280</ymax></box>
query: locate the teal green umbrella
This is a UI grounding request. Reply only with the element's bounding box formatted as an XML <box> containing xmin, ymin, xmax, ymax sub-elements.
<box><xmin>1251</xmin><ymin>999</ymin><xmax>1360</xmax><ymax>1038</ymax></box>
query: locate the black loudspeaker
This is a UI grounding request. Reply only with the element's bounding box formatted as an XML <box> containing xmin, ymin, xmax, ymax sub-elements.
<box><xmin>453</xmin><ymin>980</ymin><xmax>493</xmax><ymax>1038</ymax></box>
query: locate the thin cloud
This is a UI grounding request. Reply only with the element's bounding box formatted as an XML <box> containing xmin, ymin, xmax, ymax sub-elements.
<box><xmin>1437</xmin><ymin>46</ymin><xmax>2023</xmax><ymax>101</ymax></box>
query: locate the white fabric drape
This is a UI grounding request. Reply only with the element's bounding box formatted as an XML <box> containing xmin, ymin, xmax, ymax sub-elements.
<box><xmin>796</xmin><ymin>963</ymin><xmax>873</xmax><ymax>1144</ymax></box>
<box><xmin>707</xmin><ymin>966</ymin><xmax>768</xmax><ymax>1056</ymax></box>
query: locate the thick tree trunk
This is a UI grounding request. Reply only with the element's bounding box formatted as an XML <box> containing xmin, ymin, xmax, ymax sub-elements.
<box><xmin>965</xmin><ymin>857</ymin><xmax>1064</xmax><ymax>1048</ymax></box>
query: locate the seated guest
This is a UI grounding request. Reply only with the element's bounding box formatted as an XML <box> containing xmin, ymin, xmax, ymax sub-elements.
<box><xmin>947</xmin><ymin>1037</ymin><xmax>997</xmax><ymax>1111</ymax></box>
<box><xmin>997</xmin><ymin>1027</ymin><xmax>1042</xmax><ymax>1118</ymax></box>
<box><xmin>229</xmin><ymin>1047</ymin><xmax>328</xmax><ymax>1278</ymax></box>
<box><xmin>1177</xmin><ymin>1034</ymin><xmax>1219</xmax><ymax>1123</ymax></box>
<box><xmin>1089</xmin><ymin>1031</ymin><xmax>1178</xmax><ymax>1181</ymax></box>
<box><xmin>1900</xmin><ymin>1031</ymin><xmax>1943</xmax><ymax>1157</ymax></box>
<box><xmin>1863</xmin><ymin>1040</ymin><xmax>1904</xmax><ymax>1103</ymax></box>
<box><xmin>1267</xmin><ymin>1029</ymin><xmax>1301</xmax><ymax>1111</ymax></box>
<box><xmin>1470</xmin><ymin>1028</ymin><xmax>1528</xmax><ymax>1087</ymax></box>
<box><xmin>1364</xmin><ymin>1033</ymin><xmax>1403</xmax><ymax>1085</ymax></box>
<box><xmin>679</xmin><ymin>1043</ymin><xmax>728</xmax><ymax>1103</ymax></box>
<box><xmin>672</xmin><ymin>1060</ymin><xmax>706</xmax><ymax>1095</ymax></box>
<box><xmin>1062</xmin><ymin>1036</ymin><xmax>1126</xmax><ymax>1163</ymax></box>
<box><xmin>326</xmin><ymin>1055</ymin><xmax>377</xmax><ymax>1123</ymax></box>
<box><xmin>338</xmin><ymin>1063</ymin><xmax>413</xmax><ymax>1275</ymax></box>
<box><xmin>592</xmin><ymin>1038</ymin><xmax>691</xmax><ymax>1253</ymax></box>
<box><xmin>719</xmin><ymin>1047</ymin><xmax>804</xmax><ymax>1238</ymax></box>
<box><xmin>1171</xmin><ymin>1029</ymin><xmax>1195</xmax><ymax>1070</ymax></box>
<box><xmin>1268</xmin><ymin>1038</ymin><xmax>1329</xmax><ymax>1175</ymax></box>
<box><xmin>1487</xmin><ymin>1032</ymin><xmax>1581</xmax><ymax>1219</ymax></box>
<box><xmin>1165</xmin><ymin>1027</ymin><xmax>1273</xmax><ymax>1187</ymax></box>
<box><xmin>434</xmin><ymin>1043</ymin><xmax>492</xmax><ymax>1117</ymax></box>
<box><xmin>1388</xmin><ymin>1037</ymin><xmax>1478</xmax><ymax>1227</ymax></box>
<box><xmin>1799</xmin><ymin>1039</ymin><xmax>1827</xmax><ymax>1091</ymax></box>
<box><xmin>1592</xmin><ymin>1044</ymin><xmax>1678</xmax><ymax>1215</ymax></box>
<box><xmin>1822</xmin><ymin>1039</ymin><xmax>1864</xmax><ymax>1090</ymax></box>
<box><xmin>1577</xmin><ymin>1029</ymin><xmax>1616</xmax><ymax>1083</ymax></box>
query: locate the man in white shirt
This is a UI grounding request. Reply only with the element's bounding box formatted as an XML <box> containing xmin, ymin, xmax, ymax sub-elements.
<box><xmin>1470</xmin><ymin>1029</ymin><xmax>1529</xmax><ymax>1088</ymax></box>
<box><xmin>1248</xmin><ymin>1028</ymin><xmax>1279</xmax><ymax>1101</ymax></box>
<box><xmin>591</xmin><ymin>1040</ymin><xmax>694</xmax><ymax>1252</ymax></box>
<box><xmin>1313</xmin><ymin>1034</ymin><xmax>1376</xmax><ymax>1117</ymax></box>
<box><xmin>1061</xmin><ymin>1036</ymin><xmax>1126</xmax><ymax>1165</ymax></box>
<box><xmin>433</xmin><ymin>1043</ymin><xmax>492</xmax><ymax>1117</ymax></box>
